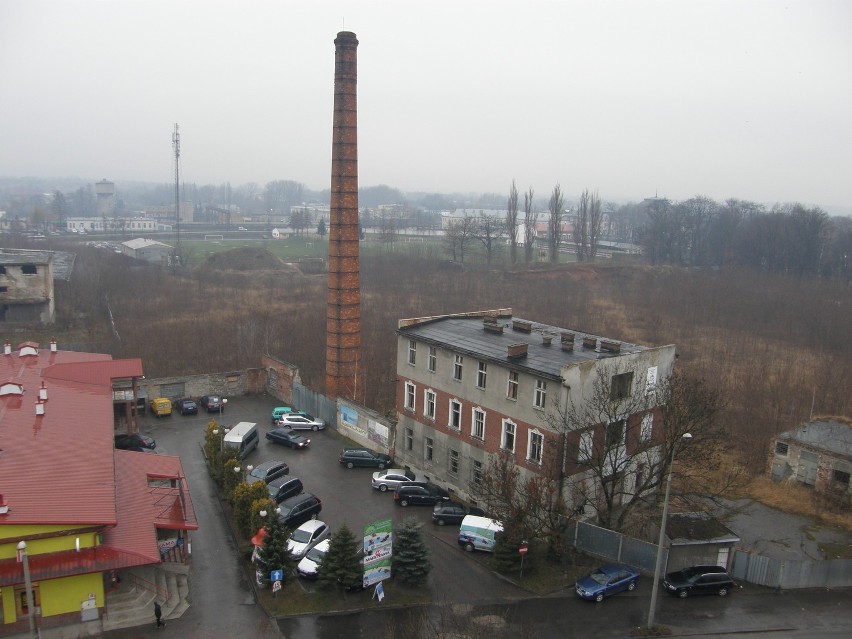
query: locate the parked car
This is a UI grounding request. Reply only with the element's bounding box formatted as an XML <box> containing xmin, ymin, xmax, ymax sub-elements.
<box><xmin>338</xmin><ymin>448</ymin><xmax>393</xmax><ymax>469</ymax></box>
<box><xmin>371</xmin><ymin>468</ymin><xmax>427</xmax><ymax>492</ymax></box>
<box><xmin>296</xmin><ymin>538</ymin><xmax>330</xmax><ymax>579</ymax></box>
<box><xmin>266</xmin><ymin>429</ymin><xmax>311</xmax><ymax>449</ymax></box>
<box><xmin>662</xmin><ymin>565</ymin><xmax>738</xmax><ymax>598</ymax></box>
<box><xmin>271</xmin><ymin>406</ymin><xmax>300</xmax><ymax>424</ymax></box>
<box><xmin>245</xmin><ymin>460</ymin><xmax>290</xmax><ymax>486</ymax></box>
<box><xmin>149</xmin><ymin>397</ymin><xmax>172</xmax><ymax>418</ymax></box>
<box><xmin>276</xmin><ymin>413</ymin><xmax>325</xmax><ymax>431</ymax></box>
<box><xmin>173</xmin><ymin>398</ymin><xmax>198</xmax><ymax>415</ymax></box>
<box><xmin>432</xmin><ymin>501</ymin><xmax>486</xmax><ymax>526</ymax></box>
<box><xmin>199</xmin><ymin>395</ymin><xmax>225</xmax><ymax>413</ymax></box>
<box><xmin>575</xmin><ymin>564</ymin><xmax>640</xmax><ymax>602</ymax></box>
<box><xmin>115</xmin><ymin>433</ymin><xmax>156</xmax><ymax>450</ymax></box>
<box><xmin>277</xmin><ymin>493</ymin><xmax>322</xmax><ymax>529</ymax></box>
<box><xmin>267</xmin><ymin>476</ymin><xmax>304</xmax><ymax>504</ymax></box>
<box><xmin>287</xmin><ymin>520</ymin><xmax>331</xmax><ymax>560</ymax></box>
<box><xmin>394</xmin><ymin>483</ymin><xmax>450</xmax><ymax>507</ymax></box>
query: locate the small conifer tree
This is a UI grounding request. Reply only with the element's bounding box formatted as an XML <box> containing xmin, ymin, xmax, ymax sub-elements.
<box><xmin>392</xmin><ymin>517</ymin><xmax>431</xmax><ymax>586</ymax></box>
<box><xmin>318</xmin><ymin>523</ymin><xmax>363</xmax><ymax>592</ymax></box>
<box><xmin>255</xmin><ymin>512</ymin><xmax>292</xmax><ymax>588</ymax></box>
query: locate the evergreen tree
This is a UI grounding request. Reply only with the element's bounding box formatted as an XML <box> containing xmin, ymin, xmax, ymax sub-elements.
<box><xmin>318</xmin><ymin>524</ymin><xmax>362</xmax><ymax>591</ymax></box>
<box><xmin>492</xmin><ymin>519</ymin><xmax>525</xmax><ymax>573</ymax></box>
<box><xmin>392</xmin><ymin>516</ymin><xmax>431</xmax><ymax>586</ymax></box>
<box><xmin>255</xmin><ymin>512</ymin><xmax>292</xmax><ymax>588</ymax></box>
<box><xmin>317</xmin><ymin>217</ymin><xmax>327</xmax><ymax>237</ymax></box>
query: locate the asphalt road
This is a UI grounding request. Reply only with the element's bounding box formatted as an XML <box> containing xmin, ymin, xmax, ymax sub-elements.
<box><xmin>99</xmin><ymin>394</ymin><xmax>852</xmax><ymax>639</ymax></box>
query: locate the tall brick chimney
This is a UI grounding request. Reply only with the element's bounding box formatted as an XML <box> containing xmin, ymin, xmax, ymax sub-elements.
<box><xmin>326</xmin><ymin>31</ymin><xmax>363</xmax><ymax>402</ymax></box>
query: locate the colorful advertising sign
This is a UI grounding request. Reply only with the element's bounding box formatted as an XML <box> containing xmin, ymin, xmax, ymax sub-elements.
<box><xmin>363</xmin><ymin>518</ymin><xmax>393</xmax><ymax>588</ymax></box>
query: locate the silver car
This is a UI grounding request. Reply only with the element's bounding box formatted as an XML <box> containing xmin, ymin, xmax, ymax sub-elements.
<box><xmin>371</xmin><ymin>468</ymin><xmax>428</xmax><ymax>492</ymax></box>
<box><xmin>276</xmin><ymin>413</ymin><xmax>326</xmax><ymax>431</ymax></box>
<box><xmin>286</xmin><ymin>520</ymin><xmax>331</xmax><ymax>559</ymax></box>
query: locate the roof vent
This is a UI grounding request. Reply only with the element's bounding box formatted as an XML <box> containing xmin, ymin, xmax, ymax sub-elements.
<box><xmin>18</xmin><ymin>342</ymin><xmax>38</xmax><ymax>357</ymax></box>
<box><xmin>3</xmin><ymin>341</ymin><xmax>9</xmax><ymax>356</ymax></box>
<box><xmin>512</xmin><ymin>320</ymin><xmax>533</xmax><ymax>333</ymax></box>
<box><xmin>50</xmin><ymin>338</ymin><xmax>57</xmax><ymax>352</ymax></box>
<box><xmin>0</xmin><ymin>381</ymin><xmax>24</xmax><ymax>396</ymax></box>
<box><xmin>507</xmin><ymin>343</ymin><xmax>528</xmax><ymax>359</ymax></box>
<box><xmin>582</xmin><ymin>336</ymin><xmax>598</xmax><ymax>350</ymax></box>
<box><xmin>542</xmin><ymin>335</ymin><xmax>553</xmax><ymax>346</ymax></box>
<box><xmin>600</xmin><ymin>340</ymin><xmax>621</xmax><ymax>354</ymax></box>
<box><xmin>483</xmin><ymin>317</ymin><xmax>504</xmax><ymax>334</ymax></box>
<box><xmin>36</xmin><ymin>399</ymin><xmax>45</xmax><ymax>416</ymax></box>
<box><xmin>39</xmin><ymin>382</ymin><xmax>47</xmax><ymax>401</ymax></box>
<box><xmin>561</xmin><ymin>332</ymin><xmax>575</xmax><ymax>352</ymax></box>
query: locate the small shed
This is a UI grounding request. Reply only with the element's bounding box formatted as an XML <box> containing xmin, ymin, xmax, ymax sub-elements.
<box><xmin>769</xmin><ymin>419</ymin><xmax>852</xmax><ymax>495</ymax></box>
<box><xmin>666</xmin><ymin>512</ymin><xmax>740</xmax><ymax>571</ymax></box>
<box><xmin>121</xmin><ymin>238</ymin><xmax>173</xmax><ymax>263</ymax></box>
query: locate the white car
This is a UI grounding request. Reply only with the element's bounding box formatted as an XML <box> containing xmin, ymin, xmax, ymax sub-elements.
<box><xmin>276</xmin><ymin>413</ymin><xmax>326</xmax><ymax>431</ymax></box>
<box><xmin>287</xmin><ymin>520</ymin><xmax>330</xmax><ymax>559</ymax></box>
<box><xmin>371</xmin><ymin>468</ymin><xmax>428</xmax><ymax>492</ymax></box>
<box><xmin>297</xmin><ymin>539</ymin><xmax>330</xmax><ymax>578</ymax></box>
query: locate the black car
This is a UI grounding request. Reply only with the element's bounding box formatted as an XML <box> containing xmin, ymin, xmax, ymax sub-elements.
<box><xmin>199</xmin><ymin>395</ymin><xmax>225</xmax><ymax>413</ymax></box>
<box><xmin>338</xmin><ymin>448</ymin><xmax>393</xmax><ymax>469</ymax></box>
<box><xmin>662</xmin><ymin>565</ymin><xmax>738</xmax><ymax>598</ymax></box>
<box><xmin>267</xmin><ymin>476</ymin><xmax>304</xmax><ymax>504</ymax></box>
<box><xmin>245</xmin><ymin>460</ymin><xmax>289</xmax><ymax>485</ymax></box>
<box><xmin>266</xmin><ymin>429</ymin><xmax>311</xmax><ymax>449</ymax></box>
<box><xmin>394</xmin><ymin>483</ymin><xmax>450</xmax><ymax>507</ymax></box>
<box><xmin>115</xmin><ymin>433</ymin><xmax>156</xmax><ymax>450</ymax></box>
<box><xmin>277</xmin><ymin>493</ymin><xmax>322</xmax><ymax>529</ymax></box>
<box><xmin>431</xmin><ymin>501</ymin><xmax>486</xmax><ymax>525</ymax></box>
<box><xmin>173</xmin><ymin>398</ymin><xmax>198</xmax><ymax>416</ymax></box>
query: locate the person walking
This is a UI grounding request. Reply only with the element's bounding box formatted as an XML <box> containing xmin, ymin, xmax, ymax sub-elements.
<box><xmin>154</xmin><ymin>601</ymin><xmax>165</xmax><ymax>628</ymax></box>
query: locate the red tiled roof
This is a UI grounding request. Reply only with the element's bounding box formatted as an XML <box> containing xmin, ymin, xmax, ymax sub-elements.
<box><xmin>0</xmin><ymin>546</ymin><xmax>154</xmax><ymax>587</ymax></box>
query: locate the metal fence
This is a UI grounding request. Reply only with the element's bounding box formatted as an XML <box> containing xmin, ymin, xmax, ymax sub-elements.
<box><xmin>292</xmin><ymin>382</ymin><xmax>338</xmax><ymax>428</ymax></box>
<box><xmin>569</xmin><ymin>521</ymin><xmax>665</xmax><ymax>575</ymax></box>
<box><xmin>731</xmin><ymin>550</ymin><xmax>852</xmax><ymax>589</ymax></box>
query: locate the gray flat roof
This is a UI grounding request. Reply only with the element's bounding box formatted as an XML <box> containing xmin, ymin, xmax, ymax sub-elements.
<box><xmin>779</xmin><ymin>420</ymin><xmax>852</xmax><ymax>459</ymax></box>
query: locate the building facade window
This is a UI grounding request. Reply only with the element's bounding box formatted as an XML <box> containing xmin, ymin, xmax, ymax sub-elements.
<box><xmin>408</xmin><ymin>339</ymin><xmax>417</xmax><ymax>365</ymax></box>
<box><xmin>424</xmin><ymin>389</ymin><xmax>436</xmax><ymax>420</ymax></box>
<box><xmin>606</xmin><ymin>419</ymin><xmax>626</xmax><ymax>448</ymax></box>
<box><xmin>428</xmin><ymin>346</ymin><xmax>437</xmax><ymax>373</ymax></box>
<box><xmin>472</xmin><ymin>460</ymin><xmax>483</xmax><ymax>486</ymax></box>
<box><xmin>453</xmin><ymin>354</ymin><xmax>463</xmax><ymax>381</ymax></box>
<box><xmin>507</xmin><ymin>370</ymin><xmax>519</xmax><ymax>400</ymax></box>
<box><xmin>579</xmin><ymin>431</ymin><xmax>593</xmax><ymax>462</ymax></box>
<box><xmin>534</xmin><ymin>379</ymin><xmax>547</xmax><ymax>409</ymax></box>
<box><xmin>501</xmin><ymin>419</ymin><xmax>516</xmax><ymax>452</ymax></box>
<box><xmin>610</xmin><ymin>372</ymin><xmax>634</xmax><ymax>400</ymax></box>
<box><xmin>425</xmin><ymin>437</ymin><xmax>434</xmax><ymax>461</ymax></box>
<box><xmin>646</xmin><ymin>366</ymin><xmax>658</xmax><ymax>395</ymax></box>
<box><xmin>775</xmin><ymin>441</ymin><xmax>789</xmax><ymax>456</ymax></box>
<box><xmin>471</xmin><ymin>408</ymin><xmax>485</xmax><ymax>441</ymax></box>
<box><xmin>405</xmin><ymin>382</ymin><xmax>416</xmax><ymax>411</ymax></box>
<box><xmin>449</xmin><ymin>449</ymin><xmax>460</xmax><ymax>476</ymax></box>
<box><xmin>640</xmin><ymin>414</ymin><xmax>653</xmax><ymax>442</ymax></box>
<box><xmin>405</xmin><ymin>427</ymin><xmax>413</xmax><ymax>451</ymax></box>
<box><xmin>528</xmin><ymin>430</ymin><xmax>544</xmax><ymax>465</ymax></box>
<box><xmin>477</xmin><ymin>361</ymin><xmax>487</xmax><ymax>389</ymax></box>
<box><xmin>449</xmin><ymin>399</ymin><xmax>462</xmax><ymax>430</ymax></box>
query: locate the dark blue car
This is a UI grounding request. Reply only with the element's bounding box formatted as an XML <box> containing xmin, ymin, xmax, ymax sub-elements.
<box><xmin>575</xmin><ymin>564</ymin><xmax>640</xmax><ymax>602</ymax></box>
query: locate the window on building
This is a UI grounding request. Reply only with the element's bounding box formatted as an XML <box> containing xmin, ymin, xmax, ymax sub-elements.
<box><xmin>472</xmin><ymin>408</ymin><xmax>485</xmax><ymax>440</ymax></box>
<box><xmin>579</xmin><ymin>431</ymin><xmax>593</xmax><ymax>463</ymax></box>
<box><xmin>528</xmin><ymin>430</ymin><xmax>544</xmax><ymax>465</ymax></box>
<box><xmin>775</xmin><ymin>441</ymin><xmax>789</xmax><ymax>456</ymax></box>
<box><xmin>507</xmin><ymin>370</ymin><xmax>519</xmax><ymax>400</ymax></box>
<box><xmin>428</xmin><ymin>346</ymin><xmax>437</xmax><ymax>373</ymax></box>
<box><xmin>606</xmin><ymin>419</ymin><xmax>626</xmax><ymax>448</ymax></box>
<box><xmin>408</xmin><ymin>339</ymin><xmax>417</xmax><ymax>365</ymax></box>
<box><xmin>610</xmin><ymin>372</ymin><xmax>634</xmax><ymax>400</ymax></box>
<box><xmin>425</xmin><ymin>437</ymin><xmax>434</xmax><ymax>462</ymax></box>
<box><xmin>0</xmin><ymin>286</ymin><xmax>7</xmax><ymax>293</ymax></box>
<box><xmin>449</xmin><ymin>399</ymin><xmax>462</xmax><ymax>430</ymax></box>
<box><xmin>646</xmin><ymin>366</ymin><xmax>658</xmax><ymax>395</ymax></box>
<box><xmin>832</xmin><ymin>469</ymin><xmax>850</xmax><ymax>486</ymax></box>
<box><xmin>21</xmin><ymin>264</ymin><xmax>37</xmax><ymax>275</ymax></box>
<box><xmin>640</xmin><ymin>414</ymin><xmax>653</xmax><ymax>443</ymax></box>
<box><xmin>534</xmin><ymin>379</ymin><xmax>547</xmax><ymax>409</ymax></box>
<box><xmin>502</xmin><ymin>420</ymin><xmax>516</xmax><ymax>452</ymax></box>
<box><xmin>405</xmin><ymin>382</ymin><xmax>416</xmax><ymax>411</ymax></box>
<box><xmin>477</xmin><ymin>361</ymin><xmax>487</xmax><ymax>389</ymax></box>
<box><xmin>424</xmin><ymin>389</ymin><xmax>436</xmax><ymax>420</ymax></box>
<box><xmin>14</xmin><ymin>584</ymin><xmax>40</xmax><ymax>617</ymax></box>
<box><xmin>472</xmin><ymin>460</ymin><xmax>483</xmax><ymax>486</ymax></box>
<box><xmin>453</xmin><ymin>354</ymin><xmax>463</xmax><ymax>381</ymax></box>
<box><xmin>405</xmin><ymin>427</ymin><xmax>413</xmax><ymax>451</ymax></box>
<box><xmin>0</xmin><ymin>265</ymin><xmax>5</xmax><ymax>274</ymax></box>
<box><xmin>449</xmin><ymin>449</ymin><xmax>460</xmax><ymax>475</ymax></box>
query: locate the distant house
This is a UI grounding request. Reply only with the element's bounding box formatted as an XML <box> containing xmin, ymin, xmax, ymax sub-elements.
<box><xmin>770</xmin><ymin>419</ymin><xmax>852</xmax><ymax>496</ymax></box>
<box><xmin>121</xmin><ymin>238</ymin><xmax>173</xmax><ymax>263</ymax></box>
<box><xmin>0</xmin><ymin>250</ymin><xmax>55</xmax><ymax>323</ymax></box>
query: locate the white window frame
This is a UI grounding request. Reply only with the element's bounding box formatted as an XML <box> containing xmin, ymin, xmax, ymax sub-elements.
<box><xmin>408</xmin><ymin>339</ymin><xmax>417</xmax><ymax>365</ymax></box>
<box><xmin>507</xmin><ymin>370</ymin><xmax>519</xmax><ymax>400</ymax></box>
<box><xmin>534</xmin><ymin>379</ymin><xmax>547</xmax><ymax>409</ymax></box>
<box><xmin>527</xmin><ymin>429</ymin><xmax>544</xmax><ymax>465</ymax></box>
<box><xmin>640</xmin><ymin>413</ymin><xmax>653</xmax><ymax>443</ymax></box>
<box><xmin>453</xmin><ymin>354</ymin><xmax>463</xmax><ymax>381</ymax></box>
<box><xmin>471</xmin><ymin>407</ymin><xmax>485</xmax><ymax>441</ymax></box>
<box><xmin>424</xmin><ymin>389</ymin><xmax>436</xmax><ymax>420</ymax></box>
<box><xmin>477</xmin><ymin>361</ymin><xmax>487</xmax><ymax>389</ymax></box>
<box><xmin>425</xmin><ymin>437</ymin><xmax>434</xmax><ymax>461</ymax></box>
<box><xmin>428</xmin><ymin>346</ymin><xmax>437</xmax><ymax>373</ymax></box>
<box><xmin>404</xmin><ymin>381</ymin><xmax>416</xmax><ymax>411</ymax></box>
<box><xmin>449</xmin><ymin>399</ymin><xmax>462</xmax><ymax>431</ymax></box>
<box><xmin>579</xmin><ymin>431</ymin><xmax>593</xmax><ymax>463</ymax></box>
<box><xmin>472</xmin><ymin>460</ymin><xmax>483</xmax><ymax>486</ymax></box>
<box><xmin>405</xmin><ymin>427</ymin><xmax>414</xmax><ymax>451</ymax></box>
<box><xmin>449</xmin><ymin>449</ymin><xmax>460</xmax><ymax>476</ymax></box>
<box><xmin>501</xmin><ymin>419</ymin><xmax>516</xmax><ymax>452</ymax></box>
<box><xmin>646</xmin><ymin>366</ymin><xmax>658</xmax><ymax>395</ymax></box>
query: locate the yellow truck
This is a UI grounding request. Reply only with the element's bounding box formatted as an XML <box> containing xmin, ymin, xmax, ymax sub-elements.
<box><xmin>149</xmin><ymin>397</ymin><xmax>172</xmax><ymax>418</ymax></box>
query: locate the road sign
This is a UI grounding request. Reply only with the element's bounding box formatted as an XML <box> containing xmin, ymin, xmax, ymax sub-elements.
<box><xmin>518</xmin><ymin>543</ymin><xmax>529</xmax><ymax>556</ymax></box>
<box><xmin>270</xmin><ymin>569</ymin><xmax>283</xmax><ymax>582</ymax></box>
<box><xmin>272</xmin><ymin>580</ymin><xmax>282</xmax><ymax>593</ymax></box>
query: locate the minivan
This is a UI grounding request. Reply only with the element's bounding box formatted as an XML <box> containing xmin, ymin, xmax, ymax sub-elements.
<box><xmin>458</xmin><ymin>515</ymin><xmax>503</xmax><ymax>552</ymax></box>
<box><xmin>149</xmin><ymin>397</ymin><xmax>172</xmax><ymax>418</ymax></box>
<box><xmin>223</xmin><ymin>422</ymin><xmax>259</xmax><ymax>460</ymax></box>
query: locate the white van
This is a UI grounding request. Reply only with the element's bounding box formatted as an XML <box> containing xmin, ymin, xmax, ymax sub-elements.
<box><xmin>458</xmin><ymin>515</ymin><xmax>503</xmax><ymax>553</ymax></box>
<box><xmin>224</xmin><ymin>422</ymin><xmax>259</xmax><ymax>460</ymax></box>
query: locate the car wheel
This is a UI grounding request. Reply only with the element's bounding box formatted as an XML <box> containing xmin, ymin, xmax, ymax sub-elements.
<box><xmin>312</xmin><ymin>425</ymin><xmax>319</xmax><ymax>431</ymax></box>
<box><xmin>678</xmin><ymin>590</ymin><xmax>688</xmax><ymax>599</ymax></box>
<box><xmin>628</xmin><ymin>581</ymin><xmax>636</xmax><ymax>591</ymax></box>
<box><xmin>594</xmin><ymin>593</ymin><xmax>604</xmax><ymax>603</ymax></box>
<box><xmin>400</xmin><ymin>499</ymin><xmax>409</xmax><ymax>507</ymax></box>
<box><xmin>718</xmin><ymin>587</ymin><xmax>728</xmax><ymax>597</ymax></box>
<box><xmin>377</xmin><ymin>462</ymin><xmax>386</xmax><ymax>470</ymax></box>
<box><xmin>436</xmin><ymin>519</ymin><xmax>446</xmax><ymax>526</ymax></box>
<box><xmin>346</xmin><ymin>462</ymin><xmax>354</xmax><ymax>469</ymax></box>
<box><xmin>464</xmin><ymin>543</ymin><xmax>475</xmax><ymax>552</ymax></box>
<box><xmin>379</xmin><ymin>484</ymin><xmax>388</xmax><ymax>492</ymax></box>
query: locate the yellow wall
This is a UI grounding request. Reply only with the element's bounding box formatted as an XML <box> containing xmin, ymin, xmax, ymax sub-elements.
<box><xmin>0</xmin><ymin>525</ymin><xmax>98</xmax><ymax>560</ymax></box>
<box><xmin>40</xmin><ymin>573</ymin><xmax>103</xmax><ymax>617</ymax></box>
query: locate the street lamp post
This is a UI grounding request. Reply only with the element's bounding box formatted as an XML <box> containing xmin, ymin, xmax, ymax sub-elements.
<box><xmin>219</xmin><ymin>397</ymin><xmax>228</xmax><ymax>422</ymax></box>
<box><xmin>647</xmin><ymin>432</ymin><xmax>692</xmax><ymax>629</ymax></box>
<box><xmin>16</xmin><ymin>541</ymin><xmax>36</xmax><ymax>639</ymax></box>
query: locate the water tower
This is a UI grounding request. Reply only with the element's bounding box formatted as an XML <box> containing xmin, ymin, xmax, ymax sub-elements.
<box><xmin>95</xmin><ymin>179</ymin><xmax>115</xmax><ymax>218</ymax></box>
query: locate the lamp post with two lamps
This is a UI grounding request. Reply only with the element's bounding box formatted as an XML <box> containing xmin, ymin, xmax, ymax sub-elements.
<box><xmin>647</xmin><ymin>432</ymin><xmax>693</xmax><ymax>629</ymax></box>
<box><xmin>219</xmin><ymin>397</ymin><xmax>227</xmax><ymax>421</ymax></box>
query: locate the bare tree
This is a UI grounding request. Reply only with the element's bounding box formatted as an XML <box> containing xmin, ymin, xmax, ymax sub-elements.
<box><xmin>443</xmin><ymin>213</ymin><xmax>477</xmax><ymax>263</ymax></box>
<box><xmin>587</xmin><ymin>189</ymin><xmax>604</xmax><ymax>261</ymax></box>
<box><xmin>506</xmin><ymin>180</ymin><xmax>520</xmax><ymax>265</ymax></box>
<box><xmin>474</xmin><ymin>214</ymin><xmax>506</xmax><ymax>269</ymax></box>
<box><xmin>547</xmin><ymin>184</ymin><xmax>564</xmax><ymax>264</ymax></box>
<box><xmin>523</xmin><ymin>187</ymin><xmax>536</xmax><ymax>264</ymax></box>
<box><xmin>575</xmin><ymin>190</ymin><xmax>590</xmax><ymax>261</ymax></box>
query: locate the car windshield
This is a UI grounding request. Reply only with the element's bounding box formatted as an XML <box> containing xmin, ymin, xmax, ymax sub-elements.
<box><xmin>291</xmin><ymin>529</ymin><xmax>314</xmax><ymax>543</ymax></box>
<box><xmin>589</xmin><ymin>570</ymin><xmax>610</xmax><ymax>585</ymax></box>
<box><xmin>249</xmin><ymin>467</ymin><xmax>264</xmax><ymax>479</ymax></box>
<box><xmin>305</xmin><ymin>546</ymin><xmax>327</xmax><ymax>563</ymax></box>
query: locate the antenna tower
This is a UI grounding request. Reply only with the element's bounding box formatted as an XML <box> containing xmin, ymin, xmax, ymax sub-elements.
<box><xmin>172</xmin><ymin>123</ymin><xmax>182</xmax><ymax>272</ymax></box>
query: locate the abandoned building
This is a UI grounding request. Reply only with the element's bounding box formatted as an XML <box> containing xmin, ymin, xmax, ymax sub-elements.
<box><xmin>770</xmin><ymin>418</ymin><xmax>852</xmax><ymax>496</ymax></box>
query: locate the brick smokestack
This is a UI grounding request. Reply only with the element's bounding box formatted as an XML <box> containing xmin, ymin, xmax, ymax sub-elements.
<box><xmin>326</xmin><ymin>31</ymin><xmax>363</xmax><ymax>402</ymax></box>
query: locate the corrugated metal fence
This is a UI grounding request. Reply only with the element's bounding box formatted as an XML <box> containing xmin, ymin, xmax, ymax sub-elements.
<box><xmin>731</xmin><ymin>550</ymin><xmax>852</xmax><ymax>589</ymax></box>
<box><xmin>292</xmin><ymin>382</ymin><xmax>338</xmax><ymax>429</ymax></box>
<box><xmin>569</xmin><ymin>521</ymin><xmax>664</xmax><ymax>575</ymax></box>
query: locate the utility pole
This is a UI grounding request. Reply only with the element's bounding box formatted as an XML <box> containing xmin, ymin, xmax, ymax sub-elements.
<box><xmin>172</xmin><ymin>123</ymin><xmax>182</xmax><ymax>273</ymax></box>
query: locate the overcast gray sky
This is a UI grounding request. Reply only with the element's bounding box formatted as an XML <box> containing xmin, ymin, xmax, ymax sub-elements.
<box><xmin>1</xmin><ymin>0</ymin><xmax>850</xmax><ymax>211</ymax></box>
